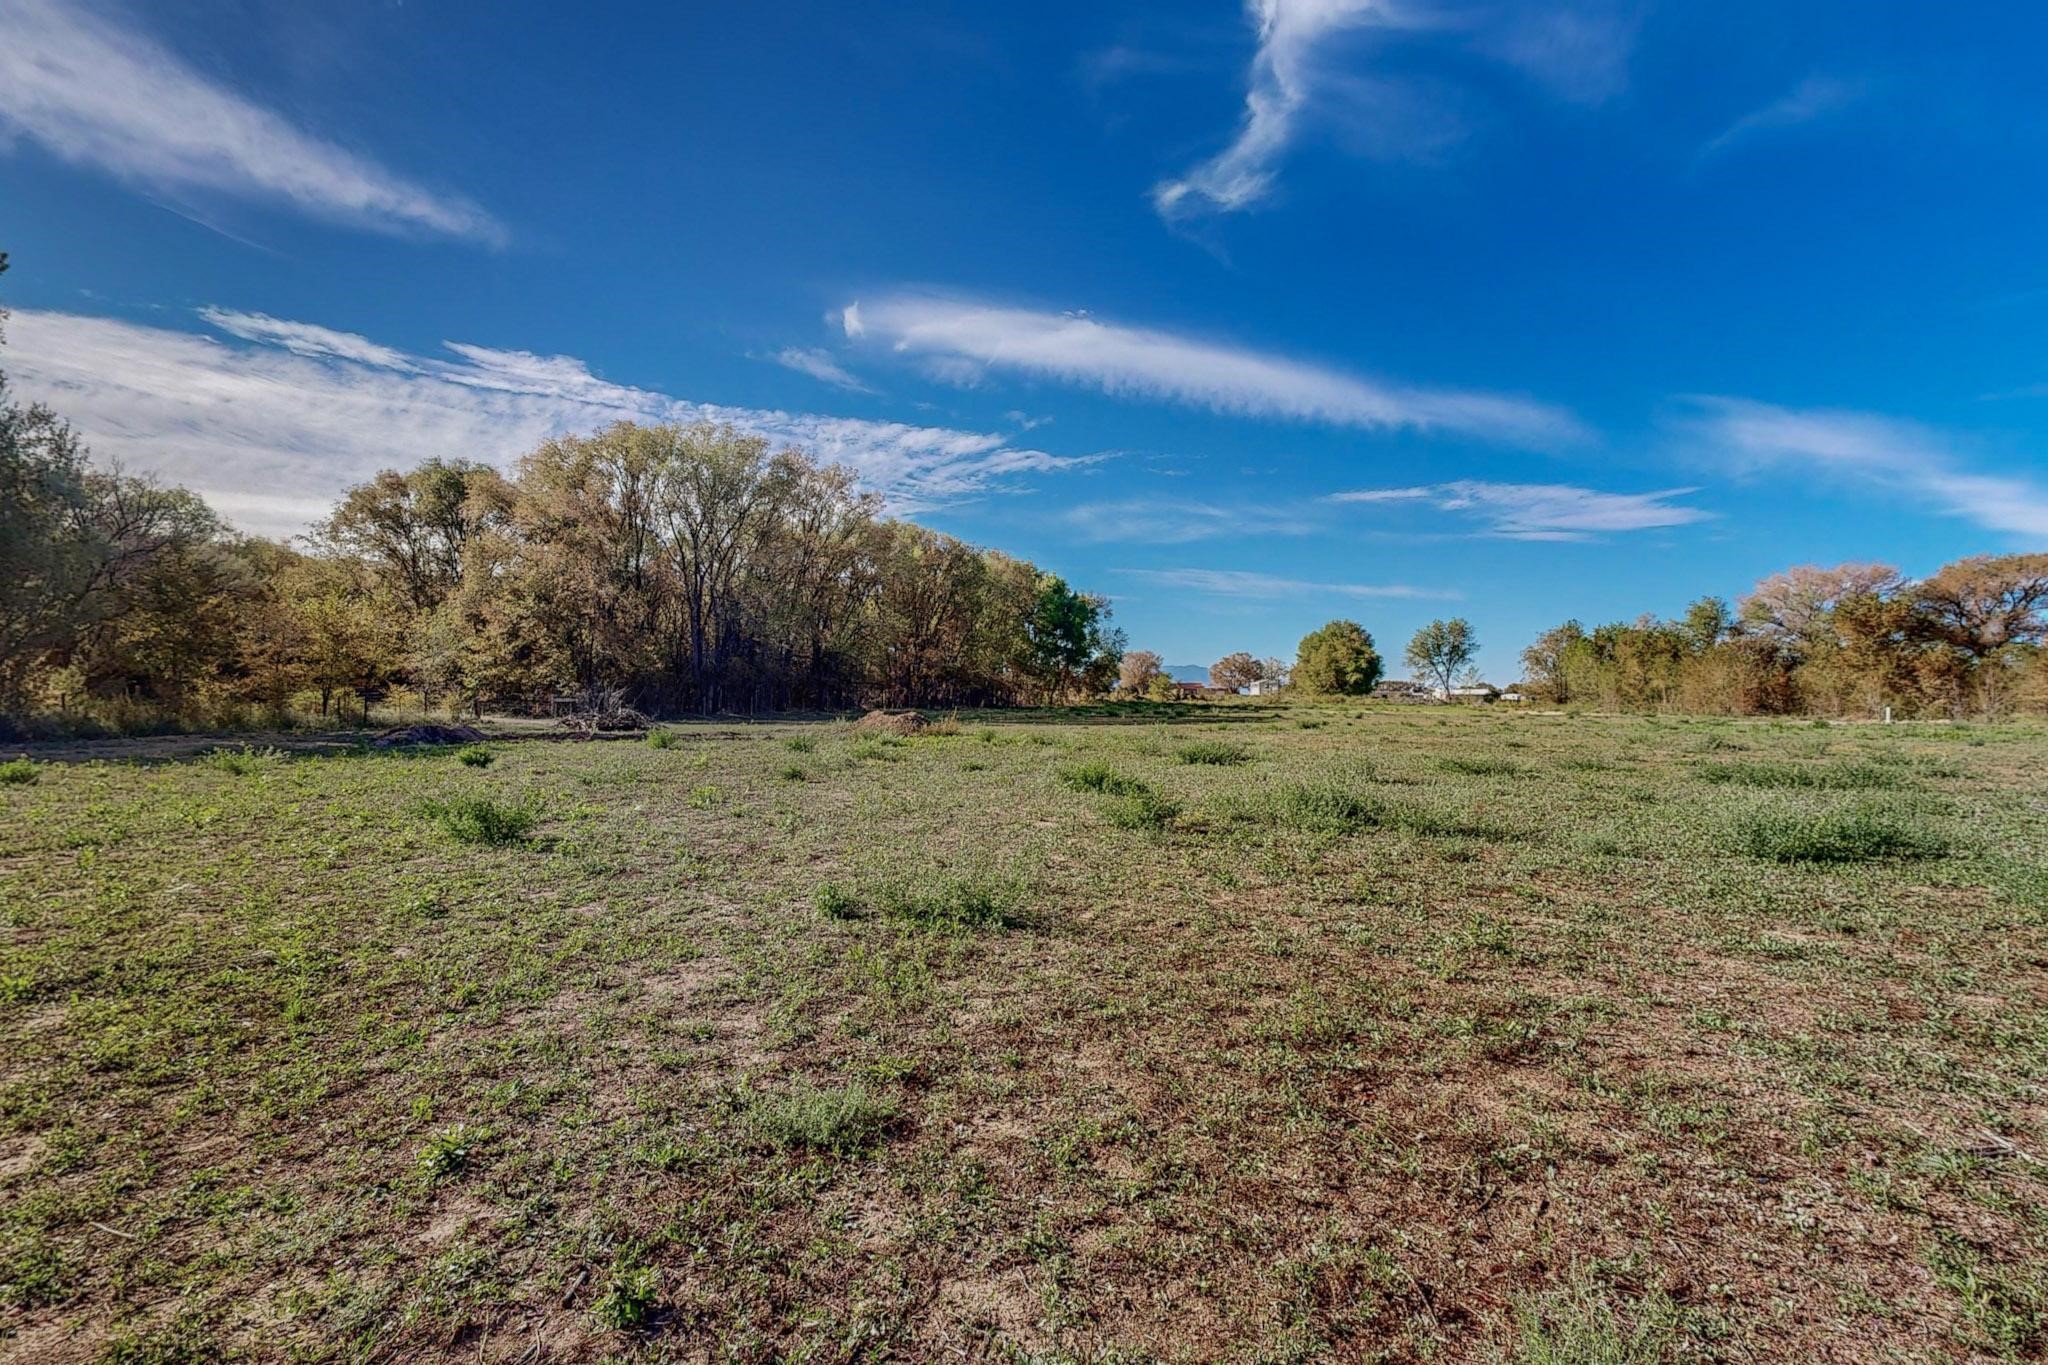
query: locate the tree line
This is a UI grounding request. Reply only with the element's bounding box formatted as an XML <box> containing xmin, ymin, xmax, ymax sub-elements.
<box><xmin>0</xmin><ymin>267</ymin><xmax>1124</xmax><ymax>733</ymax></box>
<box><xmin>1519</xmin><ymin>559</ymin><xmax>2048</xmax><ymax>717</ymax></box>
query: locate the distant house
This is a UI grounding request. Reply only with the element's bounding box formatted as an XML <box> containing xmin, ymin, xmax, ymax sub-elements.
<box><xmin>1245</xmin><ymin>678</ymin><xmax>1282</xmax><ymax>696</ymax></box>
<box><xmin>1448</xmin><ymin>683</ymin><xmax>1501</xmax><ymax>703</ymax></box>
<box><xmin>1173</xmin><ymin>680</ymin><xmax>1226</xmax><ymax>700</ymax></box>
<box><xmin>1370</xmin><ymin>679</ymin><xmax>1435</xmax><ymax>703</ymax></box>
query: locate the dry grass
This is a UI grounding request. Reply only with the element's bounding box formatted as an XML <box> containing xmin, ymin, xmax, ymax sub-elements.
<box><xmin>1</xmin><ymin>705</ymin><xmax>2045</xmax><ymax>1362</ymax></box>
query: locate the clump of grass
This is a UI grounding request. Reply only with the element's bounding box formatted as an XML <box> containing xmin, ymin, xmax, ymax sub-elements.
<box><xmin>746</xmin><ymin>1080</ymin><xmax>897</xmax><ymax>1155</ymax></box>
<box><xmin>415</xmin><ymin>1123</ymin><xmax>486</xmax><ymax>1184</ymax></box>
<box><xmin>1511</xmin><ymin>1276</ymin><xmax>1702</xmax><ymax>1364</ymax></box>
<box><xmin>202</xmin><ymin>745</ymin><xmax>281</xmax><ymax>776</ymax></box>
<box><xmin>960</xmin><ymin>759</ymin><xmax>988</xmax><ymax>772</ymax></box>
<box><xmin>1436</xmin><ymin>754</ymin><xmax>1523</xmax><ymax>777</ymax></box>
<box><xmin>1735</xmin><ymin>800</ymin><xmax>1950</xmax><ymax>864</ymax></box>
<box><xmin>687</xmin><ymin>784</ymin><xmax>723</xmax><ymax>808</ymax></box>
<box><xmin>813</xmin><ymin>881</ymin><xmax>859</xmax><ymax>920</ymax></box>
<box><xmin>848</xmin><ymin>739</ymin><xmax>896</xmax><ymax>762</ymax></box>
<box><xmin>784</xmin><ymin>735</ymin><xmax>815</xmax><ymax>753</ymax></box>
<box><xmin>454</xmin><ymin>745</ymin><xmax>494</xmax><ymax>768</ymax></box>
<box><xmin>419</xmin><ymin>794</ymin><xmax>539</xmax><ymax>846</ymax></box>
<box><xmin>1104</xmin><ymin>787</ymin><xmax>1180</xmax><ymax>831</ymax></box>
<box><xmin>777</xmin><ymin>764</ymin><xmax>807</xmax><ymax>783</ymax></box>
<box><xmin>1176</xmin><ymin>740</ymin><xmax>1251</xmax><ymax>766</ymax></box>
<box><xmin>1057</xmin><ymin>762</ymin><xmax>1149</xmax><ymax>796</ymax></box>
<box><xmin>0</xmin><ymin>757</ymin><xmax>38</xmax><ymax>786</ymax></box>
<box><xmin>646</xmin><ymin>728</ymin><xmax>679</xmax><ymax>750</ymax></box>
<box><xmin>1929</xmin><ymin>1235</ymin><xmax>2046</xmax><ymax>1358</ymax></box>
<box><xmin>872</xmin><ymin>868</ymin><xmax>1022</xmax><ymax>930</ymax></box>
<box><xmin>591</xmin><ymin>1262</ymin><xmax>659</xmax><ymax>1330</ymax></box>
<box><xmin>924</xmin><ymin>716</ymin><xmax>962</xmax><ymax>737</ymax></box>
<box><xmin>1256</xmin><ymin>781</ymin><xmax>1384</xmax><ymax>834</ymax></box>
<box><xmin>1697</xmin><ymin>759</ymin><xmax>1904</xmax><ymax>790</ymax></box>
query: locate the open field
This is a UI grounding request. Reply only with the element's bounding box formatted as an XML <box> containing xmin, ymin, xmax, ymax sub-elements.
<box><xmin>3</xmin><ymin>706</ymin><xmax>2046</xmax><ymax>1362</ymax></box>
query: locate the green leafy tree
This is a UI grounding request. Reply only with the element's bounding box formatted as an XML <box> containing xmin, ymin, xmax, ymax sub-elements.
<box><xmin>1292</xmin><ymin>620</ymin><xmax>1382</xmax><ymax>696</ymax></box>
<box><xmin>1405</xmin><ymin>618</ymin><xmax>1477</xmax><ymax>697</ymax></box>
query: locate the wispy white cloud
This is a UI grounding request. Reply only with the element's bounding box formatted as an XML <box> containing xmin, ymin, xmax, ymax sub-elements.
<box><xmin>1064</xmin><ymin>497</ymin><xmax>1322</xmax><ymax>544</ymax></box>
<box><xmin>1329</xmin><ymin>479</ymin><xmax>1709</xmax><ymax>539</ymax></box>
<box><xmin>1698</xmin><ymin>75</ymin><xmax>1862</xmax><ymax>162</ymax></box>
<box><xmin>847</xmin><ymin>292</ymin><xmax>1585</xmax><ymax>448</ymax></box>
<box><xmin>1683</xmin><ymin>398</ymin><xmax>2048</xmax><ymax>539</ymax></box>
<box><xmin>1153</xmin><ymin>0</ymin><xmax>1411</xmax><ymax>218</ymax></box>
<box><xmin>770</xmin><ymin>346</ymin><xmax>873</xmax><ymax>393</ymax></box>
<box><xmin>0</xmin><ymin>0</ymin><xmax>503</xmax><ymax>243</ymax></box>
<box><xmin>1153</xmin><ymin>0</ymin><xmax>1636</xmax><ymax>218</ymax></box>
<box><xmin>1</xmin><ymin>307</ymin><xmax>1092</xmax><ymax>538</ymax></box>
<box><xmin>1122</xmin><ymin>567</ymin><xmax>1453</xmax><ymax>599</ymax></box>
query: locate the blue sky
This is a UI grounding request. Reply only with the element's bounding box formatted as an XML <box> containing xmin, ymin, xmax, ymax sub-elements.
<box><xmin>3</xmin><ymin>0</ymin><xmax>2047</xmax><ymax>681</ymax></box>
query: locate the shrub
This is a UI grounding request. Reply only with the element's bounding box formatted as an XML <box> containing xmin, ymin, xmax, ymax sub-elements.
<box><xmin>747</xmin><ymin>1080</ymin><xmax>897</xmax><ymax>1155</ymax></box>
<box><xmin>202</xmin><ymin>745</ymin><xmax>282</xmax><ymax>776</ymax></box>
<box><xmin>455</xmin><ymin>745</ymin><xmax>494</xmax><ymax>768</ymax></box>
<box><xmin>1735</xmin><ymin>801</ymin><xmax>1950</xmax><ymax>864</ymax></box>
<box><xmin>0</xmin><ymin>757</ymin><xmax>38</xmax><ymax>786</ymax></box>
<box><xmin>1260</xmin><ymin>781</ymin><xmax>1384</xmax><ymax>834</ymax></box>
<box><xmin>1104</xmin><ymin>788</ymin><xmax>1179</xmax><ymax>831</ymax></box>
<box><xmin>646</xmin><ymin>728</ymin><xmax>679</xmax><ymax>750</ymax></box>
<box><xmin>785</xmin><ymin>736</ymin><xmax>816</xmax><ymax>753</ymax></box>
<box><xmin>778</xmin><ymin>763</ymin><xmax>807</xmax><ymax>783</ymax></box>
<box><xmin>420</xmin><ymin>795</ymin><xmax>539</xmax><ymax>846</ymax></box>
<box><xmin>814</xmin><ymin>881</ymin><xmax>859</xmax><ymax>919</ymax></box>
<box><xmin>1057</xmin><ymin>762</ymin><xmax>1149</xmax><ymax>797</ymax></box>
<box><xmin>873</xmin><ymin>868</ymin><xmax>1021</xmax><ymax>930</ymax></box>
<box><xmin>1176</xmin><ymin>740</ymin><xmax>1251</xmax><ymax>766</ymax></box>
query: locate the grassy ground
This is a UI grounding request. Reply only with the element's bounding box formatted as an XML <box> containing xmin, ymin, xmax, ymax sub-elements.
<box><xmin>2</xmin><ymin>704</ymin><xmax>2045</xmax><ymax>1363</ymax></box>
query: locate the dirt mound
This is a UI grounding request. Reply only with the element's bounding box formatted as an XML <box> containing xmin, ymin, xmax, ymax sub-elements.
<box><xmin>851</xmin><ymin>710</ymin><xmax>927</xmax><ymax>737</ymax></box>
<box><xmin>371</xmin><ymin>724</ymin><xmax>487</xmax><ymax>748</ymax></box>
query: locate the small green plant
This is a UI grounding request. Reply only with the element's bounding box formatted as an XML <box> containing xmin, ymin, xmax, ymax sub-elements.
<box><xmin>1056</xmin><ymin>762</ymin><xmax>1149</xmax><ymax>797</ymax></box>
<box><xmin>1259</xmin><ymin>781</ymin><xmax>1384</xmax><ymax>834</ymax></box>
<box><xmin>591</xmin><ymin>1262</ymin><xmax>660</xmax><ymax>1330</ymax></box>
<box><xmin>785</xmin><ymin>736</ymin><xmax>816</xmax><ymax>753</ymax></box>
<box><xmin>0</xmin><ymin>757</ymin><xmax>38</xmax><ymax>786</ymax></box>
<box><xmin>415</xmin><ymin>1123</ymin><xmax>485</xmax><ymax>1184</ymax></box>
<box><xmin>848</xmin><ymin>739</ymin><xmax>895</xmax><ymax>762</ymax></box>
<box><xmin>746</xmin><ymin>1080</ymin><xmax>897</xmax><ymax>1155</ymax></box>
<box><xmin>814</xmin><ymin>881</ymin><xmax>860</xmax><ymax>919</ymax></box>
<box><xmin>687</xmin><ymin>784</ymin><xmax>723</xmax><ymax>808</ymax></box>
<box><xmin>1735</xmin><ymin>801</ymin><xmax>1950</xmax><ymax>864</ymax></box>
<box><xmin>454</xmin><ymin>745</ymin><xmax>494</xmax><ymax>768</ymax></box>
<box><xmin>1175</xmin><ymin>740</ymin><xmax>1251</xmax><ymax>766</ymax></box>
<box><xmin>646</xmin><ymin>728</ymin><xmax>678</xmax><ymax>750</ymax></box>
<box><xmin>1435</xmin><ymin>754</ymin><xmax>1522</xmax><ymax>777</ymax></box>
<box><xmin>777</xmin><ymin>764</ymin><xmax>807</xmax><ymax>782</ymax></box>
<box><xmin>1511</xmin><ymin>1276</ymin><xmax>1701</xmax><ymax>1364</ymax></box>
<box><xmin>419</xmin><ymin>794</ymin><xmax>539</xmax><ymax>846</ymax></box>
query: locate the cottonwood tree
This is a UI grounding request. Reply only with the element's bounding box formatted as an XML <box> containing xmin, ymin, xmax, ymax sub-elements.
<box><xmin>1405</xmin><ymin>618</ymin><xmax>1478</xmax><ymax>697</ymax></box>
<box><xmin>1208</xmin><ymin>651</ymin><xmax>1262</xmax><ymax>692</ymax></box>
<box><xmin>1292</xmin><ymin>620</ymin><xmax>1382</xmax><ymax>695</ymax></box>
<box><xmin>1119</xmin><ymin>649</ymin><xmax>1164</xmax><ymax>694</ymax></box>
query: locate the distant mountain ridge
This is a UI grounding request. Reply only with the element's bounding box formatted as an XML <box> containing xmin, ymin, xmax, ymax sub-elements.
<box><xmin>1166</xmin><ymin>664</ymin><xmax>1210</xmax><ymax>683</ymax></box>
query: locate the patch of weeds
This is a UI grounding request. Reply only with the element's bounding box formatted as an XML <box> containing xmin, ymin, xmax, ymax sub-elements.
<box><xmin>1176</xmin><ymin>740</ymin><xmax>1251</xmax><ymax>766</ymax></box>
<box><xmin>1512</xmin><ymin>1274</ymin><xmax>1708</xmax><ymax>1363</ymax></box>
<box><xmin>454</xmin><ymin>745</ymin><xmax>495</xmax><ymax>768</ymax></box>
<box><xmin>1735</xmin><ymin>800</ymin><xmax>1950</xmax><ymax>864</ymax></box>
<box><xmin>0</xmin><ymin>1228</ymin><xmax>74</xmax><ymax>1307</ymax></box>
<box><xmin>785</xmin><ymin>736</ymin><xmax>815</xmax><ymax>753</ymax></box>
<box><xmin>848</xmin><ymin>739</ymin><xmax>896</xmax><ymax>762</ymax></box>
<box><xmin>872</xmin><ymin>867</ymin><xmax>1023</xmax><ymax>930</ymax></box>
<box><xmin>746</xmin><ymin>1080</ymin><xmax>897</xmax><ymax>1155</ymax></box>
<box><xmin>814</xmin><ymin>881</ymin><xmax>860</xmax><ymax>920</ymax></box>
<box><xmin>1256</xmin><ymin>781</ymin><xmax>1384</xmax><ymax>834</ymax></box>
<box><xmin>0</xmin><ymin>757</ymin><xmax>38</xmax><ymax>786</ymax></box>
<box><xmin>961</xmin><ymin>759</ymin><xmax>988</xmax><ymax>772</ymax></box>
<box><xmin>1698</xmin><ymin>759</ymin><xmax>1904</xmax><ymax>790</ymax></box>
<box><xmin>415</xmin><ymin>1123</ymin><xmax>486</xmax><ymax>1185</ymax></box>
<box><xmin>1104</xmin><ymin>787</ymin><xmax>1179</xmax><ymax>831</ymax></box>
<box><xmin>687</xmin><ymin>784</ymin><xmax>723</xmax><ymax>808</ymax></box>
<box><xmin>646</xmin><ymin>728</ymin><xmax>679</xmax><ymax>749</ymax></box>
<box><xmin>777</xmin><ymin>764</ymin><xmax>807</xmax><ymax>782</ymax></box>
<box><xmin>202</xmin><ymin>745</ymin><xmax>282</xmax><ymax>776</ymax></box>
<box><xmin>1928</xmin><ymin>1236</ymin><xmax>2045</xmax><ymax>1358</ymax></box>
<box><xmin>591</xmin><ymin>1261</ymin><xmax>660</xmax><ymax>1331</ymax></box>
<box><xmin>1057</xmin><ymin>762</ymin><xmax>1149</xmax><ymax>796</ymax></box>
<box><xmin>1436</xmin><ymin>754</ymin><xmax>1523</xmax><ymax>777</ymax></box>
<box><xmin>419</xmin><ymin>794</ymin><xmax>539</xmax><ymax>846</ymax></box>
